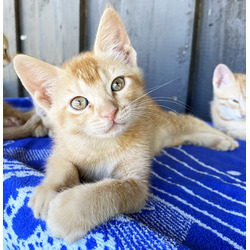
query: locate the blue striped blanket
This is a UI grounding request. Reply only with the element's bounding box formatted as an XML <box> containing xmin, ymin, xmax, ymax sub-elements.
<box><xmin>3</xmin><ymin>98</ymin><xmax>246</xmax><ymax>249</ymax></box>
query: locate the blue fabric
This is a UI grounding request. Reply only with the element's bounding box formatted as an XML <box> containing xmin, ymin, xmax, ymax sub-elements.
<box><xmin>3</xmin><ymin>98</ymin><xmax>246</xmax><ymax>249</ymax></box>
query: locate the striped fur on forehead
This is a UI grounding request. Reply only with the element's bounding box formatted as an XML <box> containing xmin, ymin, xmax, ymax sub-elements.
<box><xmin>63</xmin><ymin>51</ymin><xmax>144</xmax><ymax>90</ymax></box>
<box><xmin>63</xmin><ymin>52</ymin><xmax>102</xmax><ymax>85</ymax></box>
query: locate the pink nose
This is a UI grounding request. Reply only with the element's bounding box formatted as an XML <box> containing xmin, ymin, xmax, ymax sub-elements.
<box><xmin>101</xmin><ymin>108</ymin><xmax>118</xmax><ymax>121</ymax></box>
<box><xmin>241</xmin><ymin>111</ymin><xmax>246</xmax><ymax>118</ymax></box>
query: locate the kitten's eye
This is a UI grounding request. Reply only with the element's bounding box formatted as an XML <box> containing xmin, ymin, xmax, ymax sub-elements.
<box><xmin>111</xmin><ymin>77</ymin><xmax>125</xmax><ymax>91</ymax></box>
<box><xmin>230</xmin><ymin>98</ymin><xmax>239</xmax><ymax>104</ymax></box>
<box><xmin>70</xmin><ymin>96</ymin><xmax>88</xmax><ymax>110</ymax></box>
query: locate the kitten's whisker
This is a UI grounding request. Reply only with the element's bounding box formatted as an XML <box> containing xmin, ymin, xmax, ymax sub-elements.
<box><xmin>132</xmin><ymin>104</ymin><xmax>183</xmax><ymax>117</ymax></box>
<box><xmin>155</xmin><ymin>100</ymin><xmax>193</xmax><ymax>112</ymax></box>
<box><xmin>131</xmin><ymin>112</ymin><xmax>168</xmax><ymax>137</ymax></box>
<box><xmin>132</xmin><ymin>111</ymin><xmax>175</xmax><ymax>137</ymax></box>
<box><xmin>136</xmin><ymin>97</ymin><xmax>202</xmax><ymax>116</ymax></box>
<box><xmin>131</xmin><ymin>108</ymin><xmax>178</xmax><ymax>129</ymax></box>
<box><xmin>129</xmin><ymin>78</ymin><xmax>180</xmax><ymax>106</ymax></box>
<box><xmin>153</xmin><ymin>98</ymin><xmax>202</xmax><ymax>115</ymax></box>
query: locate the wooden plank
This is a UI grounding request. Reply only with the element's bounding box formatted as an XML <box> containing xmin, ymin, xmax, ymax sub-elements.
<box><xmin>79</xmin><ymin>0</ymin><xmax>88</xmax><ymax>52</ymax></box>
<box><xmin>187</xmin><ymin>0</ymin><xmax>246</xmax><ymax>121</ymax></box>
<box><xmin>3</xmin><ymin>0</ymin><xmax>19</xmax><ymax>97</ymax></box>
<box><xmin>20</xmin><ymin>0</ymin><xmax>80</xmax><ymax>64</ymax></box>
<box><xmin>17</xmin><ymin>0</ymin><xmax>80</xmax><ymax>96</ymax></box>
<box><xmin>87</xmin><ymin>0</ymin><xmax>196</xmax><ymax>113</ymax></box>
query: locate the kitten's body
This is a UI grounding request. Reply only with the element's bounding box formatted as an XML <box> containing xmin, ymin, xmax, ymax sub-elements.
<box><xmin>211</xmin><ymin>64</ymin><xmax>246</xmax><ymax>140</ymax></box>
<box><xmin>3</xmin><ymin>34</ymin><xmax>51</xmax><ymax>140</ymax></box>
<box><xmin>13</xmin><ymin>6</ymin><xmax>238</xmax><ymax>243</ymax></box>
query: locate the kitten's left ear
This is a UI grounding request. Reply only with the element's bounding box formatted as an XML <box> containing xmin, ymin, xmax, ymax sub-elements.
<box><xmin>93</xmin><ymin>5</ymin><xmax>137</xmax><ymax>66</ymax></box>
<box><xmin>213</xmin><ymin>64</ymin><xmax>235</xmax><ymax>88</ymax></box>
<box><xmin>13</xmin><ymin>54</ymin><xmax>61</xmax><ymax>112</ymax></box>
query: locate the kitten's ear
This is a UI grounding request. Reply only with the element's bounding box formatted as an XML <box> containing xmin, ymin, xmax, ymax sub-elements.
<box><xmin>213</xmin><ymin>64</ymin><xmax>235</xmax><ymax>88</ymax></box>
<box><xmin>13</xmin><ymin>54</ymin><xmax>61</xmax><ymax>112</ymax></box>
<box><xmin>93</xmin><ymin>5</ymin><xmax>137</xmax><ymax>66</ymax></box>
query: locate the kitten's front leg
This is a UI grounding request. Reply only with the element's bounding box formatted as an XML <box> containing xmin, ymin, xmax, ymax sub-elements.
<box><xmin>28</xmin><ymin>154</ymin><xmax>80</xmax><ymax>220</ymax></box>
<box><xmin>47</xmin><ymin>177</ymin><xmax>148</xmax><ymax>243</ymax></box>
<box><xmin>160</xmin><ymin>113</ymin><xmax>239</xmax><ymax>151</ymax></box>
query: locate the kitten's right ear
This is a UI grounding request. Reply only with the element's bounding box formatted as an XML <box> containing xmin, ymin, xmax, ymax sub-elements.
<box><xmin>213</xmin><ymin>64</ymin><xmax>235</xmax><ymax>88</ymax></box>
<box><xmin>93</xmin><ymin>5</ymin><xmax>137</xmax><ymax>66</ymax></box>
<box><xmin>13</xmin><ymin>54</ymin><xmax>61</xmax><ymax>112</ymax></box>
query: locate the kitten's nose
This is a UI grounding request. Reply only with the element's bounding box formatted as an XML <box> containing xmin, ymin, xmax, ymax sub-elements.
<box><xmin>241</xmin><ymin>110</ymin><xmax>246</xmax><ymax>118</ymax></box>
<box><xmin>101</xmin><ymin>107</ymin><xmax>118</xmax><ymax>121</ymax></box>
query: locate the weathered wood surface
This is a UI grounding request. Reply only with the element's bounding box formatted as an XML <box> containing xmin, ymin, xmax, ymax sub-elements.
<box><xmin>3</xmin><ymin>0</ymin><xmax>18</xmax><ymax>97</ymax></box>
<box><xmin>3</xmin><ymin>0</ymin><xmax>80</xmax><ymax>97</ymax></box>
<box><xmin>19</xmin><ymin>0</ymin><xmax>80</xmax><ymax>64</ymax></box>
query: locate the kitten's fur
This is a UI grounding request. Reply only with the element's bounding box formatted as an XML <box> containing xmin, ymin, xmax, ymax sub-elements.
<box><xmin>3</xmin><ymin>34</ymin><xmax>50</xmax><ymax>140</ymax></box>
<box><xmin>211</xmin><ymin>64</ymin><xmax>246</xmax><ymax>140</ymax></box>
<box><xmin>3</xmin><ymin>102</ymin><xmax>48</xmax><ymax>140</ymax></box>
<box><xmin>13</xmin><ymin>6</ymin><xmax>238</xmax><ymax>243</ymax></box>
<box><xmin>3</xmin><ymin>34</ymin><xmax>11</xmax><ymax>66</ymax></box>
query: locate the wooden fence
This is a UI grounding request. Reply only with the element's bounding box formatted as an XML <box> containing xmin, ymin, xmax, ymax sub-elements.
<box><xmin>3</xmin><ymin>0</ymin><xmax>246</xmax><ymax>121</ymax></box>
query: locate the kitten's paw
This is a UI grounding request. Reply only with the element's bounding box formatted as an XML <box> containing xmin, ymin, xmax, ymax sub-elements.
<box><xmin>27</xmin><ymin>115</ymin><xmax>48</xmax><ymax>137</ymax></box>
<box><xmin>213</xmin><ymin>135</ymin><xmax>239</xmax><ymax>151</ymax></box>
<box><xmin>33</xmin><ymin>123</ymin><xmax>49</xmax><ymax>137</ymax></box>
<box><xmin>47</xmin><ymin>187</ymin><xmax>95</xmax><ymax>244</ymax></box>
<box><xmin>28</xmin><ymin>184</ymin><xmax>57</xmax><ymax>220</ymax></box>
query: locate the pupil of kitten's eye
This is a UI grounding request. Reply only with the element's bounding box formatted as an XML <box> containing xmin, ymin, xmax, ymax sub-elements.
<box><xmin>232</xmin><ymin>99</ymin><xmax>239</xmax><ymax>103</ymax></box>
<box><xmin>111</xmin><ymin>77</ymin><xmax>125</xmax><ymax>91</ymax></box>
<box><xmin>71</xmin><ymin>96</ymin><xmax>88</xmax><ymax>110</ymax></box>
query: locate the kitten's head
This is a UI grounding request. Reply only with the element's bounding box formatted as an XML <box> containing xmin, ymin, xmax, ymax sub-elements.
<box><xmin>13</xmin><ymin>6</ymin><xmax>145</xmax><ymax>138</ymax></box>
<box><xmin>3</xmin><ymin>34</ymin><xmax>11</xmax><ymax>67</ymax></box>
<box><xmin>212</xmin><ymin>64</ymin><xmax>246</xmax><ymax>120</ymax></box>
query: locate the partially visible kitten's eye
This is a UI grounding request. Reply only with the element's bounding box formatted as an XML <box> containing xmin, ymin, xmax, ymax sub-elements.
<box><xmin>230</xmin><ymin>98</ymin><xmax>239</xmax><ymax>104</ymax></box>
<box><xmin>71</xmin><ymin>96</ymin><xmax>88</xmax><ymax>110</ymax></box>
<box><xmin>111</xmin><ymin>77</ymin><xmax>125</xmax><ymax>91</ymax></box>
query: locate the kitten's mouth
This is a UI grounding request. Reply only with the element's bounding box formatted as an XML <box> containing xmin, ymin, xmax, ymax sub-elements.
<box><xmin>106</xmin><ymin>121</ymin><xmax>125</xmax><ymax>133</ymax></box>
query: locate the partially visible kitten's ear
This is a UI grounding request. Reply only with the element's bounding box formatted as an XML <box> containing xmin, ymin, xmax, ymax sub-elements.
<box><xmin>213</xmin><ymin>64</ymin><xmax>235</xmax><ymax>88</ymax></box>
<box><xmin>93</xmin><ymin>5</ymin><xmax>137</xmax><ymax>66</ymax></box>
<box><xmin>13</xmin><ymin>54</ymin><xmax>61</xmax><ymax>112</ymax></box>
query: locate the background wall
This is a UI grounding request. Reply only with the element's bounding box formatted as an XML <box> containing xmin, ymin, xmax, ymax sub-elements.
<box><xmin>3</xmin><ymin>0</ymin><xmax>246</xmax><ymax>121</ymax></box>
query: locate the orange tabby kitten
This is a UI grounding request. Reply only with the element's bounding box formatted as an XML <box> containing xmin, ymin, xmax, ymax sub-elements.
<box><xmin>13</xmin><ymin>6</ymin><xmax>238</xmax><ymax>243</ymax></box>
<box><xmin>211</xmin><ymin>64</ymin><xmax>246</xmax><ymax>140</ymax></box>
